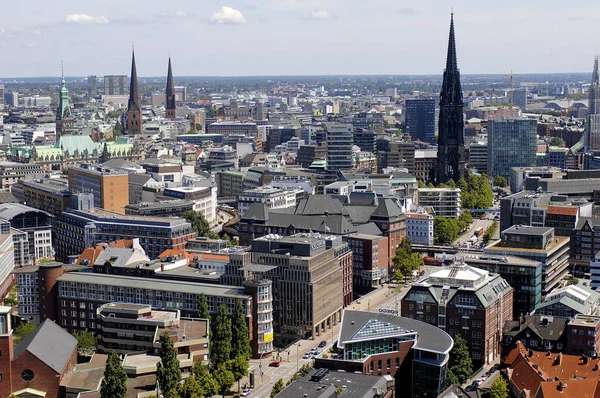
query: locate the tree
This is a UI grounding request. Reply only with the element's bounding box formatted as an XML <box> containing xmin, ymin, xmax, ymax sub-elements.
<box><xmin>100</xmin><ymin>350</ymin><xmax>127</xmax><ymax>398</ymax></box>
<box><xmin>210</xmin><ymin>304</ymin><xmax>232</xmax><ymax>368</ymax></box>
<box><xmin>486</xmin><ymin>376</ymin><xmax>509</xmax><ymax>398</ymax></box>
<box><xmin>461</xmin><ymin>172</ymin><xmax>494</xmax><ymax>209</ymax></box>
<box><xmin>567</xmin><ymin>276</ymin><xmax>579</xmax><ymax>286</ymax></box>
<box><xmin>483</xmin><ymin>221</ymin><xmax>498</xmax><ymax>243</ymax></box>
<box><xmin>194</xmin><ymin>361</ymin><xmax>219</xmax><ymax>397</ymax></box>
<box><xmin>156</xmin><ymin>333</ymin><xmax>181</xmax><ymax>397</ymax></box>
<box><xmin>197</xmin><ymin>292</ymin><xmax>210</xmax><ymax>320</ymax></box>
<box><xmin>299</xmin><ymin>363</ymin><xmax>312</xmax><ymax>377</ymax></box>
<box><xmin>213</xmin><ymin>364</ymin><xmax>235</xmax><ymax>398</ymax></box>
<box><xmin>447</xmin><ymin>335</ymin><xmax>473</xmax><ymax>385</ymax></box>
<box><xmin>113</xmin><ymin>121</ymin><xmax>124</xmax><ymax>138</ymax></box>
<box><xmin>392</xmin><ymin>238</ymin><xmax>423</xmax><ymax>280</ymax></box>
<box><xmin>549</xmin><ymin>136</ymin><xmax>565</xmax><ymax>147</ymax></box>
<box><xmin>3</xmin><ymin>285</ymin><xmax>17</xmax><ymax>306</ymax></box>
<box><xmin>13</xmin><ymin>322</ymin><xmax>36</xmax><ymax>345</ymax></box>
<box><xmin>231</xmin><ymin>301</ymin><xmax>251</xmax><ymax>360</ymax></box>
<box><xmin>184</xmin><ymin>211</ymin><xmax>212</xmax><ymax>237</ymax></box>
<box><xmin>178</xmin><ymin>376</ymin><xmax>203</xmax><ymax>398</ymax></box>
<box><xmin>493</xmin><ymin>175</ymin><xmax>508</xmax><ymax>188</ymax></box>
<box><xmin>458</xmin><ymin>210</ymin><xmax>473</xmax><ymax>226</ymax></box>
<box><xmin>427</xmin><ymin>182</ymin><xmax>435</xmax><ymax>188</ymax></box>
<box><xmin>74</xmin><ymin>329</ymin><xmax>97</xmax><ymax>357</ymax></box>
<box><xmin>228</xmin><ymin>355</ymin><xmax>249</xmax><ymax>393</ymax></box>
<box><xmin>270</xmin><ymin>378</ymin><xmax>285</xmax><ymax>398</ymax></box>
<box><xmin>434</xmin><ymin>217</ymin><xmax>461</xmax><ymax>244</ymax></box>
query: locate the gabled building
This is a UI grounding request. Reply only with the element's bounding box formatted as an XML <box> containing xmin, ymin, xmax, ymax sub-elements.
<box><xmin>534</xmin><ymin>282</ymin><xmax>600</xmax><ymax>319</ymax></box>
<box><xmin>503</xmin><ymin>315</ymin><xmax>568</xmax><ymax>356</ymax></box>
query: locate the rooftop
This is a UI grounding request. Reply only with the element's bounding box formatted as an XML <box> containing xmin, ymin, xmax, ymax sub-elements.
<box><xmin>275</xmin><ymin>370</ymin><xmax>390</xmax><ymax>398</ymax></box>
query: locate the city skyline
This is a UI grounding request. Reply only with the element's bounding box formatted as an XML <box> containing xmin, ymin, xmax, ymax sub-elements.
<box><xmin>1</xmin><ymin>0</ymin><xmax>600</xmax><ymax>77</ymax></box>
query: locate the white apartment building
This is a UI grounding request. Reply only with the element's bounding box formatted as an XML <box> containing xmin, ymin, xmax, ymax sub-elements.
<box><xmin>163</xmin><ymin>185</ymin><xmax>218</xmax><ymax>226</ymax></box>
<box><xmin>416</xmin><ymin>188</ymin><xmax>461</xmax><ymax>218</ymax></box>
<box><xmin>406</xmin><ymin>208</ymin><xmax>434</xmax><ymax>246</ymax></box>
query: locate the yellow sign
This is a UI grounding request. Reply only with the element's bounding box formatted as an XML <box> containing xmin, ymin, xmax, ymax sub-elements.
<box><xmin>264</xmin><ymin>331</ymin><xmax>274</xmax><ymax>343</ymax></box>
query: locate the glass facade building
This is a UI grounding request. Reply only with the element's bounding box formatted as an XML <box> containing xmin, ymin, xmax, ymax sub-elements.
<box><xmin>488</xmin><ymin>119</ymin><xmax>538</xmax><ymax>179</ymax></box>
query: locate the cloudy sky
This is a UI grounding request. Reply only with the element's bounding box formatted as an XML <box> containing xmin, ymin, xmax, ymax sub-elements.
<box><xmin>1</xmin><ymin>0</ymin><xmax>600</xmax><ymax>77</ymax></box>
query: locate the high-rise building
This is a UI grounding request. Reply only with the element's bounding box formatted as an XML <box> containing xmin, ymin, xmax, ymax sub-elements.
<box><xmin>437</xmin><ymin>14</ymin><xmax>466</xmax><ymax>184</ymax></box>
<box><xmin>326</xmin><ymin>123</ymin><xmax>354</xmax><ymax>170</ymax></box>
<box><xmin>487</xmin><ymin>119</ymin><xmax>537</xmax><ymax>179</ymax></box>
<box><xmin>513</xmin><ymin>88</ymin><xmax>528</xmax><ymax>110</ymax></box>
<box><xmin>67</xmin><ymin>164</ymin><xmax>130</xmax><ymax>213</ymax></box>
<box><xmin>165</xmin><ymin>58</ymin><xmax>176</xmax><ymax>119</ymax></box>
<box><xmin>56</xmin><ymin>66</ymin><xmax>75</xmax><ymax>136</ymax></box>
<box><xmin>0</xmin><ymin>84</ymin><xmax>4</xmax><ymax>106</ymax></box>
<box><xmin>126</xmin><ymin>50</ymin><xmax>142</xmax><ymax>134</ymax></box>
<box><xmin>87</xmin><ymin>75</ymin><xmax>97</xmax><ymax>97</ymax></box>
<box><xmin>405</xmin><ymin>99</ymin><xmax>436</xmax><ymax>144</ymax></box>
<box><xmin>4</xmin><ymin>91</ymin><xmax>18</xmax><ymax>107</ymax></box>
<box><xmin>586</xmin><ymin>57</ymin><xmax>600</xmax><ymax>150</ymax></box>
<box><xmin>174</xmin><ymin>86</ymin><xmax>186</xmax><ymax>102</ymax></box>
<box><xmin>103</xmin><ymin>75</ymin><xmax>128</xmax><ymax>95</ymax></box>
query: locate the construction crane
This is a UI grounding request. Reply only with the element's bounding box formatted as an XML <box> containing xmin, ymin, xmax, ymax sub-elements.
<box><xmin>505</xmin><ymin>70</ymin><xmax>515</xmax><ymax>109</ymax></box>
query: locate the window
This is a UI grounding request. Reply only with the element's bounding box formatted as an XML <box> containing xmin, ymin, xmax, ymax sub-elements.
<box><xmin>21</xmin><ymin>369</ymin><xmax>34</xmax><ymax>382</ymax></box>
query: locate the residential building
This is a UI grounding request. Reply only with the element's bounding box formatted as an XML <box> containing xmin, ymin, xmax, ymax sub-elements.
<box><xmin>313</xmin><ymin>310</ymin><xmax>452</xmax><ymax>398</ymax></box>
<box><xmin>468</xmin><ymin>142</ymin><xmax>488</xmax><ymax>173</ymax></box>
<box><xmin>464</xmin><ymin>254</ymin><xmax>543</xmax><ymax>318</ymax></box>
<box><xmin>416</xmin><ymin>188</ymin><xmax>461</xmax><ymax>218</ymax></box>
<box><xmin>0</xmin><ymin>307</ymin><xmax>78</xmax><ymax>398</ymax></box>
<box><xmin>487</xmin><ymin>119</ymin><xmax>538</xmax><ymax>179</ymax></box>
<box><xmin>326</xmin><ymin>123</ymin><xmax>354</xmax><ymax>171</ymax></box>
<box><xmin>238</xmin><ymin>186</ymin><xmax>304</xmax><ymax>217</ymax></box>
<box><xmin>406</xmin><ymin>99</ymin><xmax>436</xmax><ymax>144</ymax></box>
<box><xmin>534</xmin><ymin>282</ymin><xmax>600</xmax><ymax>319</ymax></box>
<box><xmin>55</xmin><ymin>194</ymin><xmax>196</xmax><ymax>261</ymax></box>
<box><xmin>502</xmin><ymin>315</ymin><xmax>568</xmax><ymax>356</ymax></box>
<box><xmin>376</xmin><ymin>139</ymin><xmax>416</xmax><ymax>175</ymax></box>
<box><xmin>124</xmin><ymin>199</ymin><xmax>194</xmax><ymax>218</ymax></box>
<box><xmin>566</xmin><ymin>314</ymin><xmax>600</xmax><ymax>357</ymax></box>
<box><xmin>222</xmin><ymin>234</ymin><xmax>352</xmax><ymax>344</ymax></box>
<box><xmin>103</xmin><ymin>75</ymin><xmax>128</xmax><ymax>95</ymax></box>
<box><xmin>207</xmin><ymin>122</ymin><xmax>258</xmax><ymax>137</ymax></box>
<box><xmin>405</xmin><ymin>209</ymin><xmax>434</xmax><ymax>246</ymax></box>
<box><xmin>68</xmin><ymin>163</ymin><xmax>129</xmax><ymax>214</ymax></box>
<box><xmin>401</xmin><ymin>263</ymin><xmax>513</xmax><ymax>367</ymax></box>
<box><xmin>96</xmin><ymin>303</ymin><xmax>208</xmax><ymax>360</ymax></box>
<box><xmin>163</xmin><ymin>185</ymin><xmax>217</xmax><ymax>226</ymax></box>
<box><xmin>344</xmin><ymin>234</ymin><xmax>389</xmax><ymax>288</ymax></box>
<box><xmin>484</xmin><ymin>226</ymin><xmax>570</xmax><ymax>296</ymax></box>
<box><xmin>0</xmin><ymin>161</ymin><xmax>44</xmax><ymax>189</ymax></box>
<box><xmin>414</xmin><ymin>149</ymin><xmax>437</xmax><ymax>183</ymax></box>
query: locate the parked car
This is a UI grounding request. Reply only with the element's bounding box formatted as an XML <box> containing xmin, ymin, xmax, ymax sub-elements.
<box><xmin>241</xmin><ymin>389</ymin><xmax>251</xmax><ymax>397</ymax></box>
<box><xmin>318</xmin><ymin>341</ymin><xmax>327</xmax><ymax>348</ymax></box>
<box><xmin>303</xmin><ymin>353</ymin><xmax>311</xmax><ymax>359</ymax></box>
<box><xmin>269</xmin><ymin>361</ymin><xmax>280</xmax><ymax>367</ymax></box>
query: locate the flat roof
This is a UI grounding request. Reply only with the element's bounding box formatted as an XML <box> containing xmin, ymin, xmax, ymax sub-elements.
<box><xmin>503</xmin><ymin>226</ymin><xmax>554</xmax><ymax>235</ymax></box>
<box><xmin>57</xmin><ymin>273</ymin><xmax>250</xmax><ymax>299</ymax></box>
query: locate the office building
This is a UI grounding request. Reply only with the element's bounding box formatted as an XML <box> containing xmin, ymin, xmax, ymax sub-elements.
<box><xmin>0</xmin><ymin>161</ymin><xmax>44</xmax><ymax>189</ymax></box>
<box><xmin>344</xmin><ymin>234</ymin><xmax>388</xmax><ymax>288</ymax></box>
<box><xmin>55</xmin><ymin>194</ymin><xmax>196</xmax><ymax>261</ymax></box>
<box><xmin>376</xmin><ymin>138</ymin><xmax>416</xmax><ymax>175</ymax></box>
<box><xmin>405</xmin><ymin>99</ymin><xmax>436</xmax><ymax>144</ymax></box>
<box><xmin>0</xmin><ymin>222</ymin><xmax>14</xmax><ymax>300</ymax></box>
<box><xmin>487</xmin><ymin>119</ymin><xmax>538</xmax><ymax>179</ymax></box>
<box><xmin>353</xmin><ymin>129</ymin><xmax>377</xmax><ymax>152</ymax></box>
<box><xmin>416</xmin><ymin>188</ymin><xmax>461</xmax><ymax>218</ymax></box>
<box><xmin>174</xmin><ymin>86</ymin><xmax>186</xmax><ymax>102</ymax></box>
<box><xmin>402</xmin><ymin>263</ymin><xmax>513</xmax><ymax>367</ymax></box>
<box><xmin>124</xmin><ymin>199</ymin><xmax>194</xmax><ymax>218</ymax></box>
<box><xmin>96</xmin><ymin>303</ymin><xmax>209</xmax><ymax>358</ymax></box>
<box><xmin>468</xmin><ymin>142</ymin><xmax>488</xmax><ymax>173</ymax></box>
<box><xmin>509</xmin><ymin>166</ymin><xmax>563</xmax><ymax>193</ymax></box>
<box><xmin>216</xmin><ymin>170</ymin><xmax>245</xmax><ymax>199</ymax></box>
<box><xmin>437</xmin><ymin>15</ymin><xmax>466</xmax><ymax>183</ymax></box>
<box><xmin>0</xmin><ymin>203</ymin><xmax>53</xmax><ymax>263</ymax></box>
<box><xmin>4</xmin><ymin>91</ymin><xmax>19</xmax><ymax>106</ymax></box>
<box><xmin>238</xmin><ymin>186</ymin><xmax>304</xmax><ymax>217</ymax></box>
<box><xmin>313</xmin><ymin>310</ymin><xmax>452</xmax><ymax>398</ymax></box>
<box><xmin>207</xmin><ymin>122</ymin><xmax>258</xmax><ymax>137</ymax></box>
<box><xmin>222</xmin><ymin>234</ymin><xmax>352</xmax><ymax>344</ymax></box>
<box><xmin>68</xmin><ymin>164</ymin><xmax>130</xmax><ymax>213</ymax></box>
<box><xmin>513</xmin><ymin>88</ymin><xmax>528</xmax><ymax>110</ymax></box>
<box><xmin>14</xmin><ymin>178</ymin><xmax>70</xmax><ymax>218</ymax></box>
<box><xmin>163</xmin><ymin>185</ymin><xmax>218</xmax><ymax>226</ymax></box>
<box><xmin>485</xmin><ymin>226</ymin><xmax>570</xmax><ymax>296</ymax></box>
<box><xmin>326</xmin><ymin>123</ymin><xmax>354</xmax><ymax>171</ymax></box>
<box><xmin>534</xmin><ymin>282</ymin><xmax>600</xmax><ymax>319</ymax></box>
<box><xmin>298</xmin><ymin>145</ymin><xmax>327</xmax><ymax>168</ymax></box>
<box><xmin>103</xmin><ymin>75</ymin><xmax>128</xmax><ymax>96</ymax></box>
<box><xmin>87</xmin><ymin>75</ymin><xmax>97</xmax><ymax>96</ymax></box>
<box><xmin>464</xmin><ymin>254</ymin><xmax>543</xmax><ymax>319</ymax></box>
<box><xmin>405</xmin><ymin>209</ymin><xmax>434</xmax><ymax>246</ymax></box>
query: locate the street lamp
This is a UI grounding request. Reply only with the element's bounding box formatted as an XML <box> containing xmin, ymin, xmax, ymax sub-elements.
<box><xmin>259</xmin><ymin>351</ymin><xmax>269</xmax><ymax>382</ymax></box>
<box><xmin>296</xmin><ymin>343</ymin><xmax>301</xmax><ymax>373</ymax></box>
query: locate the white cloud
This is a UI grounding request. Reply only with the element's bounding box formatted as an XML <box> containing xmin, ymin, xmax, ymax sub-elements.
<box><xmin>158</xmin><ymin>10</ymin><xmax>188</xmax><ymax>18</ymax></box>
<box><xmin>64</xmin><ymin>14</ymin><xmax>109</xmax><ymax>25</ymax></box>
<box><xmin>209</xmin><ymin>7</ymin><xmax>247</xmax><ymax>25</ymax></box>
<box><xmin>398</xmin><ymin>8</ymin><xmax>416</xmax><ymax>16</ymax></box>
<box><xmin>305</xmin><ymin>10</ymin><xmax>334</xmax><ymax>20</ymax></box>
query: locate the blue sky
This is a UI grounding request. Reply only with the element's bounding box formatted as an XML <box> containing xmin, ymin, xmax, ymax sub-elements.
<box><xmin>1</xmin><ymin>0</ymin><xmax>599</xmax><ymax>77</ymax></box>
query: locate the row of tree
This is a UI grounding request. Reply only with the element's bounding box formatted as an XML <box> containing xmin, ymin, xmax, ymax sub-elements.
<box><xmin>418</xmin><ymin>172</ymin><xmax>494</xmax><ymax>210</ymax></box>
<box><xmin>483</xmin><ymin>221</ymin><xmax>498</xmax><ymax>243</ymax></box>
<box><xmin>392</xmin><ymin>238</ymin><xmax>424</xmax><ymax>280</ymax></box>
<box><xmin>433</xmin><ymin>211</ymin><xmax>473</xmax><ymax>244</ymax></box>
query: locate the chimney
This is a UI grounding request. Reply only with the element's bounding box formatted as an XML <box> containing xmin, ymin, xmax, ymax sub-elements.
<box><xmin>160</xmin><ymin>263</ymin><xmax>165</xmax><ymax>272</ymax></box>
<box><xmin>533</xmin><ymin>363</ymin><xmax>539</xmax><ymax>370</ymax></box>
<box><xmin>528</xmin><ymin>349</ymin><xmax>534</xmax><ymax>357</ymax></box>
<box><xmin>558</xmin><ymin>382</ymin><xmax>567</xmax><ymax>391</ymax></box>
<box><xmin>583</xmin><ymin>356</ymin><xmax>589</xmax><ymax>365</ymax></box>
<box><xmin>554</xmin><ymin>352</ymin><xmax>563</xmax><ymax>366</ymax></box>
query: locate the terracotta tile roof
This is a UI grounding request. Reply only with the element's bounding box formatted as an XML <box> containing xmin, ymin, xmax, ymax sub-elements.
<box><xmin>158</xmin><ymin>249</ymin><xmax>195</xmax><ymax>262</ymax></box>
<box><xmin>198</xmin><ymin>253</ymin><xmax>229</xmax><ymax>262</ymax></box>
<box><xmin>537</xmin><ymin>378</ymin><xmax>600</xmax><ymax>398</ymax></box>
<box><xmin>547</xmin><ymin>206</ymin><xmax>579</xmax><ymax>217</ymax></box>
<box><xmin>75</xmin><ymin>246</ymin><xmax>104</xmax><ymax>266</ymax></box>
<box><xmin>505</xmin><ymin>341</ymin><xmax>529</xmax><ymax>366</ymax></box>
<box><xmin>507</xmin><ymin>355</ymin><xmax>547</xmax><ymax>398</ymax></box>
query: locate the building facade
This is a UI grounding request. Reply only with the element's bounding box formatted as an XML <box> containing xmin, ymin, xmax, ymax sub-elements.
<box><xmin>326</xmin><ymin>123</ymin><xmax>354</xmax><ymax>171</ymax></box>
<box><xmin>68</xmin><ymin>164</ymin><xmax>130</xmax><ymax>213</ymax></box>
<box><xmin>487</xmin><ymin>119</ymin><xmax>538</xmax><ymax>179</ymax></box>
<box><xmin>406</xmin><ymin>99</ymin><xmax>436</xmax><ymax>144</ymax></box>
<box><xmin>416</xmin><ymin>188</ymin><xmax>461</xmax><ymax>218</ymax></box>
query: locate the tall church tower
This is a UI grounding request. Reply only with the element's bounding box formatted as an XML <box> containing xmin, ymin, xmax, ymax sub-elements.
<box><xmin>126</xmin><ymin>49</ymin><xmax>142</xmax><ymax>134</ymax></box>
<box><xmin>436</xmin><ymin>13</ymin><xmax>466</xmax><ymax>184</ymax></box>
<box><xmin>56</xmin><ymin>64</ymin><xmax>75</xmax><ymax>136</ymax></box>
<box><xmin>165</xmin><ymin>57</ymin><xmax>176</xmax><ymax>119</ymax></box>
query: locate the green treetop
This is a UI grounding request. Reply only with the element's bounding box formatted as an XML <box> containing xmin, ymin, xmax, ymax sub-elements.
<box><xmin>100</xmin><ymin>350</ymin><xmax>127</xmax><ymax>398</ymax></box>
<box><xmin>156</xmin><ymin>332</ymin><xmax>182</xmax><ymax>396</ymax></box>
<box><xmin>210</xmin><ymin>304</ymin><xmax>232</xmax><ymax>368</ymax></box>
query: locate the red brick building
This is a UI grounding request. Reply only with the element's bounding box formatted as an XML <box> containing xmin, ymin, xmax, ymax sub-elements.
<box><xmin>344</xmin><ymin>233</ymin><xmax>389</xmax><ymax>288</ymax></box>
<box><xmin>0</xmin><ymin>306</ymin><xmax>78</xmax><ymax>398</ymax></box>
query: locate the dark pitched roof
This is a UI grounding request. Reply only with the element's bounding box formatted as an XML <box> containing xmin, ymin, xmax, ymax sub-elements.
<box><xmin>243</xmin><ymin>203</ymin><xmax>269</xmax><ymax>221</ymax></box>
<box><xmin>128</xmin><ymin>173</ymin><xmax>153</xmax><ymax>185</ymax></box>
<box><xmin>503</xmin><ymin>315</ymin><xmax>568</xmax><ymax>341</ymax></box>
<box><xmin>370</xmin><ymin>198</ymin><xmax>404</xmax><ymax>219</ymax></box>
<box><xmin>13</xmin><ymin>319</ymin><xmax>77</xmax><ymax>374</ymax></box>
<box><xmin>294</xmin><ymin>195</ymin><xmax>348</xmax><ymax>216</ymax></box>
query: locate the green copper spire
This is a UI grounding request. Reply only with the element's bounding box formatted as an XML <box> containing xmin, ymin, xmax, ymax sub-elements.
<box><xmin>57</xmin><ymin>61</ymin><xmax>71</xmax><ymax>119</ymax></box>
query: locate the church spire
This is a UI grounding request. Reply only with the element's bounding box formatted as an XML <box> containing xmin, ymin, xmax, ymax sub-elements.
<box><xmin>56</xmin><ymin>62</ymin><xmax>74</xmax><ymax>136</ymax></box>
<box><xmin>165</xmin><ymin>56</ymin><xmax>176</xmax><ymax>119</ymax></box>
<box><xmin>126</xmin><ymin>48</ymin><xmax>143</xmax><ymax>134</ymax></box>
<box><xmin>440</xmin><ymin>12</ymin><xmax>462</xmax><ymax>106</ymax></box>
